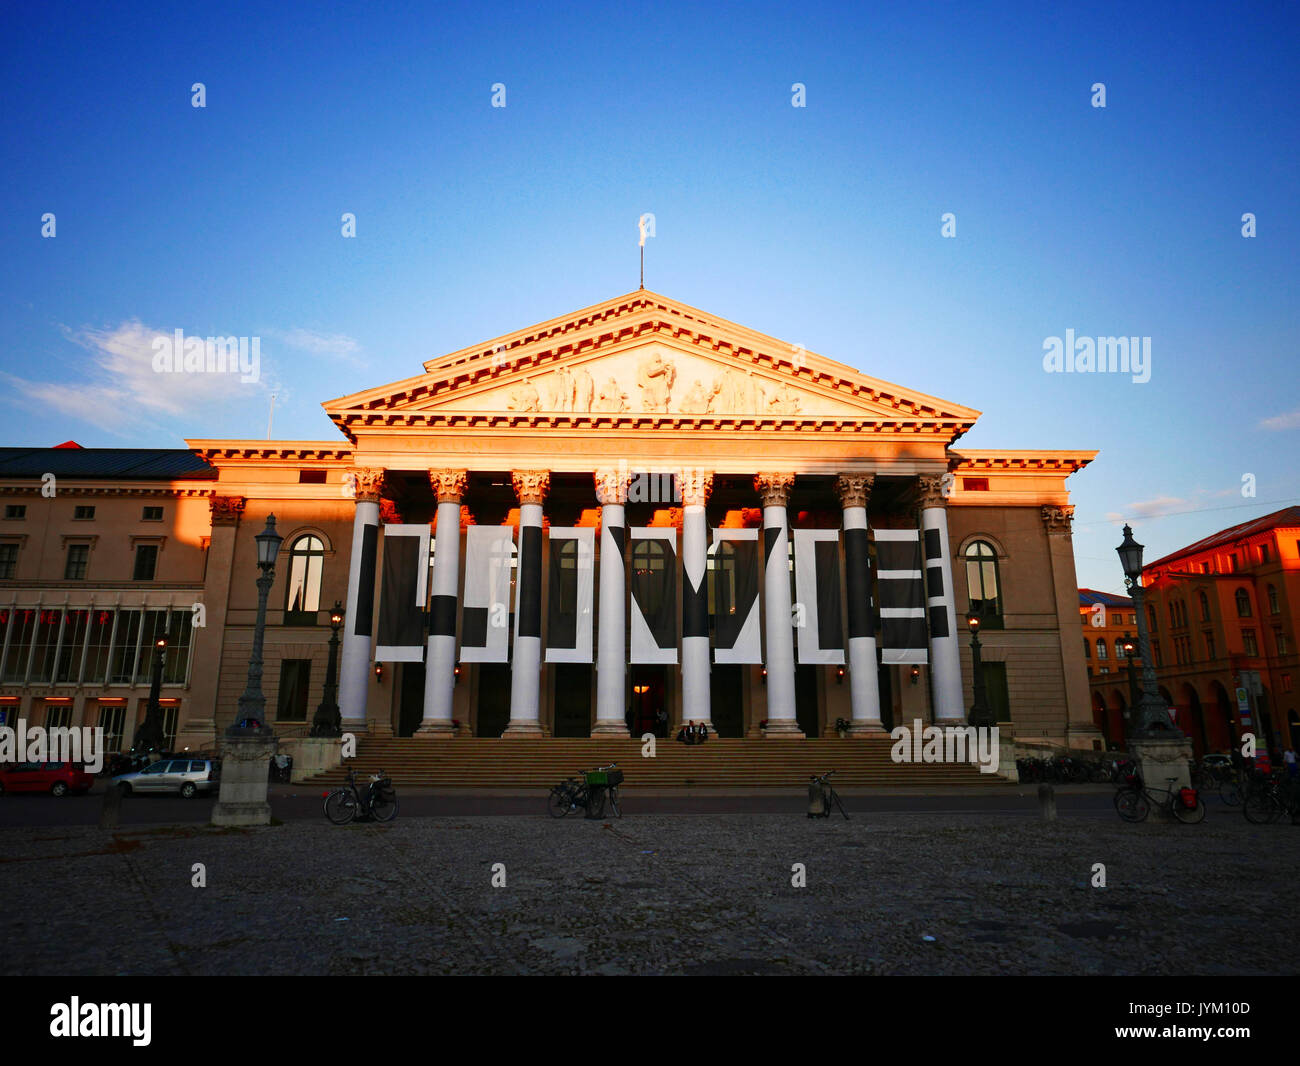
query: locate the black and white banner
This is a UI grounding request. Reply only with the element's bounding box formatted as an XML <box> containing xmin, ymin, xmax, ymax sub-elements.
<box><xmin>711</xmin><ymin>528</ymin><xmax>761</xmax><ymax>663</ymax></box>
<box><xmin>874</xmin><ymin>528</ymin><xmax>928</xmax><ymax>665</ymax></box>
<box><xmin>374</xmin><ymin>524</ymin><xmax>429</xmax><ymax>662</ymax></box>
<box><xmin>545</xmin><ymin>527</ymin><xmax>594</xmax><ymax>664</ymax></box>
<box><xmin>793</xmin><ymin>529</ymin><xmax>845</xmax><ymax>665</ymax></box>
<box><xmin>630</xmin><ymin>528</ymin><xmax>677</xmax><ymax>663</ymax></box>
<box><xmin>460</xmin><ymin>525</ymin><xmax>514</xmax><ymax>663</ymax></box>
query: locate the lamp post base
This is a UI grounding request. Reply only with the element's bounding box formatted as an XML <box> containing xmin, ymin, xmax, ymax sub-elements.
<box><xmin>211</xmin><ymin>731</ymin><xmax>277</xmax><ymax>827</ymax></box>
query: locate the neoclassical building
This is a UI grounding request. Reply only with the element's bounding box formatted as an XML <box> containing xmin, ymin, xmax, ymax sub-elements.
<box><xmin>0</xmin><ymin>291</ymin><xmax>1100</xmax><ymax>752</ymax></box>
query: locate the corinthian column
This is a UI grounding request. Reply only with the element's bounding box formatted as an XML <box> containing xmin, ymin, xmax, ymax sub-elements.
<box><xmin>678</xmin><ymin>469</ymin><xmax>713</xmax><ymax>731</ymax></box>
<box><xmin>594</xmin><ymin>469</ymin><xmax>631</xmax><ymax>735</ymax></box>
<box><xmin>756</xmin><ymin>472</ymin><xmax>801</xmax><ymax>736</ymax></box>
<box><xmin>837</xmin><ymin>473</ymin><xmax>884</xmax><ymax>734</ymax></box>
<box><xmin>339</xmin><ymin>468</ymin><xmax>386</xmax><ymax>733</ymax></box>
<box><xmin>504</xmin><ymin>470</ymin><xmax>549</xmax><ymax>736</ymax></box>
<box><xmin>918</xmin><ymin>474</ymin><xmax>963</xmax><ymax>723</ymax></box>
<box><xmin>419</xmin><ymin>470</ymin><xmax>468</xmax><ymax>736</ymax></box>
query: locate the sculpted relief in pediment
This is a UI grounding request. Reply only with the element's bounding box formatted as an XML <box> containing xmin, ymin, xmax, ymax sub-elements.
<box><xmin>469</xmin><ymin>346</ymin><xmax>859</xmax><ymax>417</ymax></box>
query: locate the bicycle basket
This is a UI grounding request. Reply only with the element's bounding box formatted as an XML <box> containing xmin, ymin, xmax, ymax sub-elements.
<box><xmin>1178</xmin><ymin>787</ymin><xmax>1198</xmax><ymax>809</ymax></box>
<box><xmin>607</xmin><ymin>768</ymin><xmax>624</xmax><ymax>787</ymax></box>
<box><xmin>585</xmin><ymin>770</ymin><xmax>608</xmax><ymax>786</ymax></box>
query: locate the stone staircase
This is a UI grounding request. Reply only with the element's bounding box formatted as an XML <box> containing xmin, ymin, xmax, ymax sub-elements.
<box><xmin>303</xmin><ymin>736</ymin><xmax>1006</xmax><ymax>788</ymax></box>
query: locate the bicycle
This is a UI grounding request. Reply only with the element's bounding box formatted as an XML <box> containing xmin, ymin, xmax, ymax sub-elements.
<box><xmin>1242</xmin><ymin>774</ymin><xmax>1300</xmax><ymax>824</ymax></box>
<box><xmin>807</xmin><ymin>770</ymin><xmax>850</xmax><ymax>820</ymax></box>
<box><xmin>547</xmin><ymin>763</ymin><xmax>622</xmax><ymax>819</ymax></box>
<box><xmin>1113</xmin><ymin>774</ymin><xmax>1205</xmax><ymax>824</ymax></box>
<box><xmin>324</xmin><ymin>767</ymin><xmax>398</xmax><ymax>824</ymax></box>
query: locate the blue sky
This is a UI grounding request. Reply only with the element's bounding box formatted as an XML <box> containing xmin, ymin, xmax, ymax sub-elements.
<box><xmin>1</xmin><ymin>0</ymin><xmax>1297</xmax><ymax>592</ymax></box>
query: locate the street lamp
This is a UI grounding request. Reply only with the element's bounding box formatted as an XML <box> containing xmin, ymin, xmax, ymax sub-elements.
<box><xmin>967</xmin><ymin>611</ymin><xmax>994</xmax><ymax>729</ymax></box>
<box><xmin>1121</xmin><ymin>633</ymin><xmax>1139</xmax><ymax>724</ymax></box>
<box><xmin>232</xmin><ymin>514</ymin><xmax>282</xmax><ymax>736</ymax></box>
<box><xmin>1115</xmin><ymin>524</ymin><xmax>1179</xmax><ymax>738</ymax></box>
<box><xmin>310</xmin><ymin>601</ymin><xmax>344</xmax><ymax>737</ymax></box>
<box><xmin>132</xmin><ymin>637</ymin><xmax>168</xmax><ymax>753</ymax></box>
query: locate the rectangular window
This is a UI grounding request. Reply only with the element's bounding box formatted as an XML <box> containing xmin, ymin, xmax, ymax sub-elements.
<box><xmin>1274</xmin><ymin>627</ymin><xmax>1288</xmax><ymax>656</ymax></box>
<box><xmin>1243</xmin><ymin>629</ymin><xmax>1258</xmax><ymax>657</ymax></box>
<box><xmin>73</xmin><ymin>505</ymin><xmax>95</xmax><ymax>520</ymax></box>
<box><xmin>162</xmin><ymin>610</ymin><xmax>194</xmax><ymax>684</ymax></box>
<box><xmin>97</xmin><ymin>705</ymin><xmax>125</xmax><ymax>753</ymax></box>
<box><xmin>142</xmin><ymin>506</ymin><xmax>163</xmax><ymax>521</ymax></box>
<box><xmin>1200</xmin><ymin>562</ymin><xmax>1210</xmax><ymax>574</ymax></box>
<box><xmin>1</xmin><ymin>608</ymin><xmax>36</xmax><ymax>682</ymax></box>
<box><xmin>54</xmin><ymin>608</ymin><xmax>89</xmax><ymax>682</ymax></box>
<box><xmin>1284</xmin><ymin>673</ymin><xmax>1293</xmax><ymax>694</ymax></box>
<box><xmin>84</xmin><ymin>610</ymin><xmax>116</xmax><ymax>684</ymax></box>
<box><xmin>276</xmin><ymin>659</ymin><xmax>312</xmax><ymax>721</ymax></box>
<box><xmin>298</xmin><ymin>469</ymin><xmax>327</xmax><ymax>484</ymax></box>
<box><xmin>0</xmin><ymin>544</ymin><xmax>16</xmax><ymax>579</ymax></box>
<box><xmin>64</xmin><ymin>544</ymin><xmax>90</xmax><ymax>580</ymax></box>
<box><xmin>133</xmin><ymin>544</ymin><xmax>159</xmax><ymax>581</ymax></box>
<box><xmin>1204</xmin><ymin>632</ymin><xmax>1216</xmax><ymax>660</ymax></box>
<box><xmin>161</xmin><ymin>707</ymin><xmax>178</xmax><ymax>750</ymax></box>
<box><xmin>109</xmin><ymin>610</ymin><xmax>141</xmax><ymax>684</ymax></box>
<box><xmin>1099</xmin><ymin>666</ymin><xmax>1110</xmax><ymax>675</ymax></box>
<box><xmin>961</xmin><ymin>477</ymin><xmax>989</xmax><ymax>492</ymax></box>
<box><xmin>3</xmin><ymin>505</ymin><xmax>26</xmax><ymax>520</ymax></box>
<box><xmin>28</xmin><ymin>609</ymin><xmax>63</xmax><ymax>683</ymax></box>
<box><xmin>1230</xmin><ymin>552</ymin><xmax>1240</xmax><ymax>573</ymax></box>
<box><xmin>1152</xmin><ymin>640</ymin><xmax>1162</xmax><ymax>667</ymax></box>
<box><xmin>134</xmin><ymin>610</ymin><xmax>169</xmax><ymax>684</ymax></box>
<box><xmin>1260</xmin><ymin>543</ymin><xmax>1271</xmax><ymax>564</ymax></box>
<box><xmin>43</xmin><ymin>705</ymin><xmax>72</xmax><ymax>729</ymax></box>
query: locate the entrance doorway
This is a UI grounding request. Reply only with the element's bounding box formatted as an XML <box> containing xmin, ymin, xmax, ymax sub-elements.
<box><xmin>629</xmin><ymin>665</ymin><xmax>666</xmax><ymax>738</ymax></box>
<box><xmin>476</xmin><ymin>664</ymin><xmax>511</xmax><ymax>737</ymax></box>
<box><xmin>795</xmin><ymin>664</ymin><xmax>819</xmax><ymax>737</ymax></box>
<box><xmin>398</xmin><ymin>662</ymin><xmax>424</xmax><ymax>737</ymax></box>
<box><xmin>552</xmin><ymin>664</ymin><xmax>592</xmax><ymax>737</ymax></box>
<box><xmin>877</xmin><ymin>663</ymin><xmax>894</xmax><ymax>731</ymax></box>
<box><xmin>711</xmin><ymin>664</ymin><xmax>743</xmax><ymax>737</ymax></box>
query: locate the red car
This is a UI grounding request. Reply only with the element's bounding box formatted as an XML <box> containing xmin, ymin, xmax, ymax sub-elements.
<box><xmin>0</xmin><ymin>761</ymin><xmax>96</xmax><ymax>797</ymax></box>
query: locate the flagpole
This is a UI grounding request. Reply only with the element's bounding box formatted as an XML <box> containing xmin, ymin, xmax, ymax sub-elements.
<box><xmin>640</xmin><ymin>243</ymin><xmax>644</xmax><ymax>290</ymax></box>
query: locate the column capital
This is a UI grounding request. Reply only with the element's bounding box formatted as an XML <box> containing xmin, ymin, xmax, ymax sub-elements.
<box><xmin>511</xmin><ymin>470</ymin><xmax>550</xmax><ymax>505</ymax></box>
<box><xmin>1041</xmin><ymin>504</ymin><xmax>1076</xmax><ymax>535</ymax></box>
<box><xmin>835</xmin><ymin>473</ymin><xmax>875</xmax><ymax>509</ymax></box>
<box><xmin>676</xmin><ymin>469</ymin><xmax>713</xmax><ymax>507</ymax></box>
<box><xmin>916</xmin><ymin>473</ymin><xmax>951</xmax><ymax>509</ymax></box>
<box><xmin>351</xmin><ymin>467</ymin><xmax>386</xmax><ymax>504</ymax></box>
<box><xmin>754</xmin><ymin>472</ymin><xmax>795</xmax><ymax>508</ymax></box>
<box><xmin>594</xmin><ymin>468</ymin><xmax>630</xmax><ymax>506</ymax></box>
<box><xmin>429</xmin><ymin>469</ymin><xmax>469</xmax><ymax>504</ymax></box>
<box><xmin>209</xmin><ymin>495</ymin><xmax>246</xmax><ymax>526</ymax></box>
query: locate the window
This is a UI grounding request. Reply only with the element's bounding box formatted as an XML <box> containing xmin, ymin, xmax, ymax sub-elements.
<box><xmin>298</xmin><ymin>469</ymin><xmax>327</xmax><ymax>484</ymax></box>
<box><xmin>1260</xmin><ymin>543</ymin><xmax>1271</xmax><ymax>564</ymax></box>
<box><xmin>276</xmin><ymin>659</ymin><xmax>312</xmax><ymax>721</ymax></box>
<box><xmin>1268</xmin><ymin>584</ymin><xmax>1280</xmax><ymax>614</ymax></box>
<box><xmin>1284</xmin><ymin>673</ymin><xmax>1293</xmax><ymax>694</ymax></box>
<box><xmin>1199</xmin><ymin>590</ymin><xmax>1210</xmax><ymax>622</ymax></box>
<box><xmin>1096</xmin><ymin>638</ymin><xmax>1107</xmax><ymax>660</ymax></box>
<box><xmin>1205</xmin><ymin>632</ymin><xmax>1216</xmax><ymax>660</ymax></box>
<box><xmin>1152</xmin><ymin>640</ymin><xmax>1162</xmax><ymax>667</ymax></box>
<box><xmin>1114</xmin><ymin>639</ymin><xmax>1126</xmax><ymax>659</ymax></box>
<box><xmin>142</xmin><ymin>506</ymin><xmax>163</xmax><ymax>521</ymax></box>
<box><xmin>1168</xmin><ymin>601</ymin><xmax>1177</xmax><ymax>626</ymax></box>
<box><xmin>1083</xmin><ymin>638</ymin><xmax>1090</xmax><ymax>659</ymax></box>
<box><xmin>964</xmin><ymin>541</ymin><xmax>1002</xmax><ymax>626</ymax></box>
<box><xmin>1243</xmin><ymin>629</ymin><xmax>1258</xmax><ymax>657</ymax></box>
<box><xmin>4</xmin><ymin>505</ymin><xmax>26</xmax><ymax>520</ymax></box>
<box><xmin>1230</xmin><ymin>552</ymin><xmax>1240</xmax><ymax>573</ymax></box>
<box><xmin>133</xmin><ymin>544</ymin><xmax>159</xmax><ymax>581</ymax></box>
<box><xmin>1274</xmin><ymin>627</ymin><xmax>1288</xmax><ymax>656</ymax></box>
<box><xmin>1148</xmin><ymin>605</ymin><xmax>1158</xmax><ymax>633</ymax></box>
<box><xmin>961</xmin><ymin>477</ymin><xmax>989</xmax><ymax>491</ymax></box>
<box><xmin>285</xmin><ymin>535</ymin><xmax>324</xmax><ymax>622</ymax></box>
<box><xmin>64</xmin><ymin>544</ymin><xmax>89</xmax><ymax>580</ymax></box>
<box><xmin>0</xmin><ymin>543</ymin><xmax>16</xmax><ymax>579</ymax></box>
<box><xmin>73</xmin><ymin>505</ymin><xmax>95</xmax><ymax>520</ymax></box>
<box><xmin>1235</xmin><ymin>588</ymin><xmax>1252</xmax><ymax>617</ymax></box>
<box><xmin>1200</xmin><ymin>562</ymin><xmax>1211</xmax><ymax>574</ymax></box>
<box><xmin>1099</xmin><ymin>667</ymin><xmax>1110</xmax><ymax>675</ymax></box>
<box><xmin>54</xmin><ymin>608</ymin><xmax>89</xmax><ymax>682</ymax></box>
<box><xmin>97</xmin><ymin>705</ymin><xmax>125</xmax><ymax>753</ymax></box>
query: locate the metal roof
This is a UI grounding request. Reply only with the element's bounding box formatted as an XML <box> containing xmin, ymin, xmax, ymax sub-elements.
<box><xmin>1078</xmin><ymin>588</ymin><xmax>1133</xmax><ymax>608</ymax></box>
<box><xmin>0</xmin><ymin>447</ymin><xmax>215</xmax><ymax>480</ymax></box>
<box><xmin>1146</xmin><ymin>506</ymin><xmax>1300</xmax><ymax>570</ymax></box>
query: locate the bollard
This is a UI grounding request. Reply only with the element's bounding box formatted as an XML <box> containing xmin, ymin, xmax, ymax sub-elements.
<box><xmin>99</xmin><ymin>781</ymin><xmax>122</xmax><ymax>829</ymax></box>
<box><xmin>1038</xmin><ymin>783</ymin><xmax>1056</xmax><ymax>822</ymax></box>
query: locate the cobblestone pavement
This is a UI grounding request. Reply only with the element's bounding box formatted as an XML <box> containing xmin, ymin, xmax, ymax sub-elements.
<box><xmin>2</xmin><ymin>812</ymin><xmax>1294</xmax><ymax>976</ymax></box>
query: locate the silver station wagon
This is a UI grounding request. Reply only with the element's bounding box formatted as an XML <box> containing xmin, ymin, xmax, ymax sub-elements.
<box><xmin>112</xmin><ymin>758</ymin><xmax>219</xmax><ymax>798</ymax></box>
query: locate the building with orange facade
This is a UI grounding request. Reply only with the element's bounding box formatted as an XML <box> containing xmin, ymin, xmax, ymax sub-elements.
<box><xmin>1079</xmin><ymin>589</ymin><xmax>1144</xmax><ymax>749</ymax></box>
<box><xmin>0</xmin><ymin>290</ymin><xmax>1103</xmax><ymax>766</ymax></box>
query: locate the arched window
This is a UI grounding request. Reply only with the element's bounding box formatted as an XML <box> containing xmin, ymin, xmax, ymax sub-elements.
<box><xmin>1235</xmin><ymin>588</ymin><xmax>1252</xmax><ymax>618</ymax></box>
<box><xmin>1198</xmin><ymin>590</ymin><xmax>1210</xmax><ymax>622</ymax></box>
<box><xmin>1168</xmin><ymin>601</ymin><xmax>1177</xmax><ymax>626</ymax></box>
<box><xmin>1268</xmin><ymin>584</ymin><xmax>1279</xmax><ymax>614</ymax></box>
<box><xmin>1096</xmin><ymin>638</ymin><xmax>1108</xmax><ymax>660</ymax></box>
<box><xmin>964</xmin><ymin>541</ymin><xmax>1002</xmax><ymax>626</ymax></box>
<box><xmin>631</xmin><ymin>540</ymin><xmax>671</xmax><ymax>624</ymax></box>
<box><xmin>285</xmin><ymin>535</ymin><xmax>324</xmax><ymax>622</ymax></box>
<box><xmin>1148</xmin><ymin>604</ymin><xmax>1158</xmax><ymax>633</ymax></box>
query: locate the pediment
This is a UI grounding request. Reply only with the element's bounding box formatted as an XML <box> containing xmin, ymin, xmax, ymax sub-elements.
<box><xmin>323</xmin><ymin>290</ymin><xmax>980</xmax><ymax>429</ymax></box>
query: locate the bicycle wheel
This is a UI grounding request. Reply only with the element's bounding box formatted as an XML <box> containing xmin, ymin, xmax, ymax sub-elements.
<box><xmin>1243</xmin><ymin>790</ymin><xmax>1277</xmax><ymax>824</ymax></box>
<box><xmin>324</xmin><ymin>789</ymin><xmax>357</xmax><ymax>825</ymax></box>
<box><xmin>1172</xmin><ymin>795</ymin><xmax>1206</xmax><ymax>824</ymax></box>
<box><xmin>372</xmin><ymin>792</ymin><xmax>398</xmax><ymax>822</ymax></box>
<box><xmin>547</xmin><ymin>787</ymin><xmax>572</xmax><ymax>818</ymax></box>
<box><xmin>1115</xmin><ymin>789</ymin><xmax>1149</xmax><ymax>822</ymax></box>
<box><xmin>606</xmin><ymin>786</ymin><xmax>621</xmax><ymax>819</ymax></box>
<box><xmin>1220</xmin><ymin>780</ymin><xmax>1242</xmax><ymax>806</ymax></box>
<box><xmin>586</xmin><ymin>787</ymin><xmax>606</xmax><ymax>818</ymax></box>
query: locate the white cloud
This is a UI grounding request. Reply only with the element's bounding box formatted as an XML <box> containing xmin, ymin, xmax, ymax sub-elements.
<box><xmin>1104</xmin><ymin>496</ymin><xmax>1188</xmax><ymax>524</ymax></box>
<box><xmin>2</xmin><ymin>321</ymin><xmax>264</xmax><ymax>435</ymax></box>
<box><xmin>1259</xmin><ymin>407</ymin><xmax>1300</xmax><ymax>431</ymax></box>
<box><xmin>272</xmin><ymin>328</ymin><xmax>363</xmax><ymax>365</ymax></box>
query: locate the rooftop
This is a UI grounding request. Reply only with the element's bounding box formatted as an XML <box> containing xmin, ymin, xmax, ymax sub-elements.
<box><xmin>1145</xmin><ymin>505</ymin><xmax>1300</xmax><ymax>571</ymax></box>
<box><xmin>0</xmin><ymin>447</ymin><xmax>215</xmax><ymax>480</ymax></box>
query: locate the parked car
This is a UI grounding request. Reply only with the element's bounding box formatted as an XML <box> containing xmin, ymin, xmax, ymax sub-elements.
<box><xmin>112</xmin><ymin>758</ymin><xmax>219</xmax><ymax>798</ymax></box>
<box><xmin>0</xmin><ymin>761</ymin><xmax>96</xmax><ymax>796</ymax></box>
<box><xmin>1202</xmin><ymin>753</ymin><xmax>1232</xmax><ymax>769</ymax></box>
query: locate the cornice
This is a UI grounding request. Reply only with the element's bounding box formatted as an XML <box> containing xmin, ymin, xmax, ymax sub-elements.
<box><xmin>949</xmin><ymin>450</ymin><xmax>1097</xmax><ymax>474</ymax></box>
<box><xmin>187</xmin><ymin>441</ymin><xmax>354</xmax><ymax>463</ymax></box>
<box><xmin>0</xmin><ymin>485</ymin><xmax>214</xmax><ymax>498</ymax></box>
